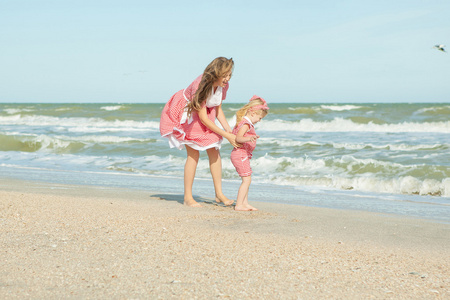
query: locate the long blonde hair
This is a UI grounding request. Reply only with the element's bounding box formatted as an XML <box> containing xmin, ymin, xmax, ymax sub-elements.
<box><xmin>186</xmin><ymin>57</ymin><xmax>234</xmax><ymax>117</ymax></box>
<box><xmin>235</xmin><ymin>98</ymin><xmax>269</xmax><ymax>127</ymax></box>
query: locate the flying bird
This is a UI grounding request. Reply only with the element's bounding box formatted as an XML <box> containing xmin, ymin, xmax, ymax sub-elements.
<box><xmin>433</xmin><ymin>44</ymin><xmax>446</xmax><ymax>52</ymax></box>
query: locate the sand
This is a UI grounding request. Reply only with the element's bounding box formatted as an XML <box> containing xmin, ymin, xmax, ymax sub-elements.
<box><xmin>1</xmin><ymin>178</ymin><xmax>449</xmax><ymax>299</ymax></box>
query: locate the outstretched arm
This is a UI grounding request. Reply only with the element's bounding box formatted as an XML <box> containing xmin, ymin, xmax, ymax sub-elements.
<box><xmin>216</xmin><ymin>104</ymin><xmax>232</xmax><ymax>133</ymax></box>
<box><xmin>197</xmin><ymin>106</ymin><xmax>240</xmax><ymax>148</ymax></box>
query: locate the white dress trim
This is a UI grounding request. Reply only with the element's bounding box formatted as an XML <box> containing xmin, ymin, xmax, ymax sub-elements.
<box><xmin>243</xmin><ymin>116</ymin><xmax>254</xmax><ymax>126</ymax></box>
<box><xmin>180</xmin><ymin>86</ymin><xmax>223</xmax><ymax>125</ymax></box>
<box><xmin>163</xmin><ymin>131</ymin><xmax>222</xmax><ymax>151</ymax></box>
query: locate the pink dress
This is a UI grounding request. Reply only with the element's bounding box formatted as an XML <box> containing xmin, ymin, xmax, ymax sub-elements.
<box><xmin>160</xmin><ymin>75</ymin><xmax>229</xmax><ymax>151</ymax></box>
<box><xmin>230</xmin><ymin>117</ymin><xmax>257</xmax><ymax>177</ymax></box>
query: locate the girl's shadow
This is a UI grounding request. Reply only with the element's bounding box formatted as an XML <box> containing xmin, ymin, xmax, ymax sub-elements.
<box><xmin>150</xmin><ymin>194</ymin><xmax>217</xmax><ymax>205</ymax></box>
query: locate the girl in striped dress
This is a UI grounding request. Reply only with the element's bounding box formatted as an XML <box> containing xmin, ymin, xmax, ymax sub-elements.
<box><xmin>230</xmin><ymin>96</ymin><xmax>269</xmax><ymax>211</ymax></box>
<box><xmin>160</xmin><ymin>57</ymin><xmax>239</xmax><ymax>207</ymax></box>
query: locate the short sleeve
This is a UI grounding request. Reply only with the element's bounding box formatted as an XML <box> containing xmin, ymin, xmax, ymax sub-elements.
<box><xmin>184</xmin><ymin>75</ymin><xmax>202</xmax><ymax>101</ymax></box>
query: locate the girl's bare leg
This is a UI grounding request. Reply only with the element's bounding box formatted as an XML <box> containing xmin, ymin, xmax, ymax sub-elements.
<box><xmin>184</xmin><ymin>146</ymin><xmax>202</xmax><ymax>207</ymax></box>
<box><xmin>242</xmin><ymin>190</ymin><xmax>258</xmax><ymax>211</ymax></box>
<box><xmin>206</xmin><ymin>147</ymin><xmax>233</xmax><ymax>206</ymax></box>
<box><xmin>235</xmin><ymin>176</ymin><xmax>252</xmax><ymax>211</ymax></box>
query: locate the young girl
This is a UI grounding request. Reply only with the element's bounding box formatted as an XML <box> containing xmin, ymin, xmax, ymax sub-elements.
<box><xmin>160</xmin><ymin>57</ymin><xmax>240</xmax><ymax>207</ymax></box>
<box><xmin>230</xmin><ymin>95</ymin><xmax>269</xmax><ymax>211</ymax></box>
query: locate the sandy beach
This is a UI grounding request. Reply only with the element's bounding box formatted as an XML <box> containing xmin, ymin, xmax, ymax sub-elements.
<box><xmin>1</xmin><ymin>178</ymin><xmax>449</xmax><ymax>299</ymax></box>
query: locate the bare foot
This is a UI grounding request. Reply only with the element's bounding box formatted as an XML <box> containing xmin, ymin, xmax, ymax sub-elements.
<box><xmin>235</xmin><ymin>205</ymin><xmax>252</xmax><ymax>211</ymax></box>
<box><xmin>184</xmin><ymin>197</ymin><xmax>202</xmax><ymax>207</ymax></box>
<box><xmin>215</xmin><ymin>194</ymin><xmax>234</xmax><ymax>206</ymax></box>
<box><xmin>246</xmin><ymin>204</ymin><xmax>258</xmax><ymax>211</ymax></box>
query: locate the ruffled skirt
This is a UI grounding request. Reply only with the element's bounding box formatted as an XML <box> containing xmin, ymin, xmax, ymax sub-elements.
<box><xmin>159</xmin><ymin>90</ymin><xmax>222</xmax><ymax>151</ymax></box>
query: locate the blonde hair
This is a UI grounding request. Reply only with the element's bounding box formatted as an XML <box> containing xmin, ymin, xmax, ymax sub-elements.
<box><xmin>235</xmin><ymin>98</ymin><xmax>269</xmax><ymax>127</ymax></box>
<box><xmin>186</xmin><ymin>57</ymin><xmax>234</xmax><ymax>117</ymax></box>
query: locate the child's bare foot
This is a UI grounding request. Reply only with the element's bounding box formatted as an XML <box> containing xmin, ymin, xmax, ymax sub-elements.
<box><xmin>215</xmin><ymin>194</ymin><xmax>234</xmax><ymax>206</ymax></box>
<box><xmin>184</xmin><ymin>197</ymin><xmax>202</xmax><ymax>207</ymax></box>
<box><xmin>235</xmin><ymin>205</ymin><xmax>252</xmax><ymax>211</ymax></box>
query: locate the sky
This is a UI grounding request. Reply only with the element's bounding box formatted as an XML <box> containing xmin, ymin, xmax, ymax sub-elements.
<box><xmin>1</xmin><ymin>0</ymin><xmax>449</xmax><ymax>103</ymax></box>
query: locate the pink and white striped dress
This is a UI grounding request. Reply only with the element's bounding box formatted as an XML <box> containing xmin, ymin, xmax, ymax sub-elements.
<box><xmin>159</xmin><ymin>75</ymin><xmax>229</xmax><ymax>151</ymax></box>
<box><xmin>230</xmin><ymin>117</ymin><xmax>257</xmax><ymax>177</ymax></box>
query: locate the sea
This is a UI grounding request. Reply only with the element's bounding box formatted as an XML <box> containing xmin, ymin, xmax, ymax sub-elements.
<box><xmin>1</xmin><ymin>102</ymin><xmax>449</xmax><ymax>223</ymax></box>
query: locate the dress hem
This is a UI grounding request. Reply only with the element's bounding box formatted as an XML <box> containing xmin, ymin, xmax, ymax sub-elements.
<box><xmin>162</xmin><ymin>131</ymin><xmax>222</xmax><ymax>151</ymax></box>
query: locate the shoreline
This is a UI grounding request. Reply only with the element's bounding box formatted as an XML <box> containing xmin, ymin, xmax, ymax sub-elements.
<box><xmin>2</xmin><ymin>167</ymin><xmax>449</xmax><ymax>224</ymax></box>
<box><xmin>1</xmin><ymin>178</ymin><xmax>449</xmax><ymax>298</ymax></box>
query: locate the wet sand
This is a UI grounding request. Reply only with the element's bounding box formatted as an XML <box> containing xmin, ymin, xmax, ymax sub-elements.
<box><xmin>1</xmin><ymin>178</ymin><xmax>449</xmax><ymax>299</ymax></box>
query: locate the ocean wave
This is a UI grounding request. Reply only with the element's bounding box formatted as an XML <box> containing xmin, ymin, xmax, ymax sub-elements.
<box><xmin>0</xmin><ymin>133</ymin><xmax>156</xmax><ymax>153</ymax></box>
<box><xmin>280</xmin><ymin>175</ymin><xmax>450</xmax><ymax>197</ymax></box>
<box><xmin>66</xmin><ymin>126</ymin><xmax>155</xmax><ymax>133</ymax></box>
<box><xmin>2</xmin><ymin>103</ymin><xmax>448</xmax><ymax>200</ymax></box>
<box><xmin>257</xmin><ymin>118</ymin><xmax>450</xmax><ymax>133</ymax></box>
<box><xmin>320</xmin><ymin>104</ymin><xmax>363</xmax><ymax>111</ymax></box>
<box><xmin>416</xmin><ymin>105</ymin><xmax>450</xmax><ymax>115</ymax></box>
<box><xmin>259</xmin><ymin>138</ymin><xmax>447</xmax><ymax>152</ymax></box>
<box><xmin>0</xmin><ymin>133</ymin><xmax>83</xmax><ymax>153</ymax></box>
<box><xmin>3</xmin><ymin>108</ymin><xmax>33</xmax><ymax>115</ymax></box>
<box><xmin>267</xmin><ymin>105</ymin><xmax>364</xmax><ymax>115</ymax></box>
<box><xmin>0</xmin><ymin>115</ymin><xmax>160</xmax><ymax>132</ymax></box>
<box><xmin>2</xmin><ymin>148</ymin><xmax>448</xmax><ymax>197</ymax></box>
<box><xmin>247</xmin><ymin>155</ymin><xmax>449</xmax><ymax>196</ymax></box>
<box><xmin>101</xmin><ymin>105</ymin><xmax>124</xmax><ymax>111</ymax></box>
<box><xmin>286</xmin><ymin>107</ymin><xmax>319</xmax><ymax>114</ymax></box>
<box><xmin>259</xmin><ymin>138</ymin><xmax>322</xmax><ymax>148</ymax></box>
<box><xmin>331</xmin><ymin>142</ymin><xmax>447</xmax><ymax>151</ymax></box>
<box><xmin>220</xmin><ymin>154</ymin><xmax>450</xmax><ymax>196</ymax></box>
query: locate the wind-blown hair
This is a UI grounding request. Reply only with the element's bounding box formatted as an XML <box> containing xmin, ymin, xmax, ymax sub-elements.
<box><xmin>234</xmin><ymin>98</ymin><xmax>269</xmax><ymax>128</ymax></box>
<box><xmin>186</xmin><ymin>57</ymin><xmax>234</xmax><ymax>117</ymax></box>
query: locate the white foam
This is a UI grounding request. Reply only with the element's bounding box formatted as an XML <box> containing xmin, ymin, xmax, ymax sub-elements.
<box><xmin>268</xmin><ymin>174</ymin><xmax>450</xmax><ymax>197</ymax></box>
<box><xmin>258</xmin><ymin>118</ymin><xmax>450</xmax><ymax>133</ymax></box>
<box><xmin>1</xmin><ymin>132</ymin><xmax>154</xmax><ymax>154</ymax></box>
<box><xmin>0</xmin><ymin>115</ymin><xmax>160</xmax><ymax>132</ymax></box>
<box><xmin>261</xmin><ymin>139</ymin><xmax>446</xmax><ymax>151</ymax></box>
<box><xmin>34</xmin><ymin>134</ymin><xmax>72</xmax><ymax>151</ymax></box>
<box><xmin>320</xmin><ymin>105</ymin><xmax>362</xmax><ymax>111</ymax></box>
<box><xmin>3</xmin><ymin>108</ymin><xmax>32</xmax><ymax>114</ymax></box>
<box><xmin>416</xmin><ymin>105</ymin><xmax>450</xmax><ymax>114</ymax></box>
<box><xmin>68</xmin><ymin>135</ymin><xmax>150</xmax><ymax>143</ymax></box>
<box><xmin>101</xmin><ymin>105</ymin><xmax>123</xmax><ymax>111</ymax></box>
<box><xmin>48</xmin><ymin>134</ymin><xmax>149</xmax><ymax>144</ymax></box>
<box><xmin>221</xmin><ymin>154</ymin><xmax>450</xmax><ymax>197</ymax></box>
<box><xmin>332</xmin><ymin>142</ymin><xmax>445</xmax><ymax>151</ymax></box>
<box><xmin>67</xmin><ymin>126</ymin><xmax>153</xmax><ymax>133</ymax></box>
<box><xmin>259</xmin><ymin>137</ymin><xmax>322</xmax><ymax>148</ymax></box>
